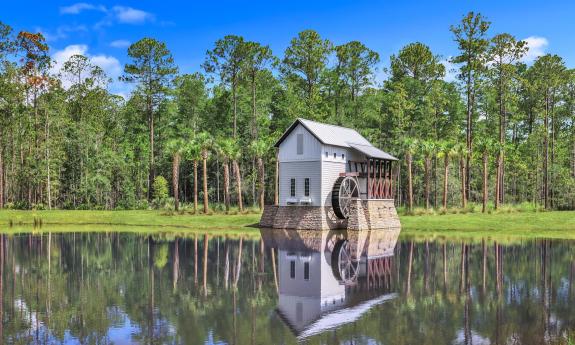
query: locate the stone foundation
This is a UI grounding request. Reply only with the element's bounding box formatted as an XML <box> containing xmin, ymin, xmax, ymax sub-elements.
<box><xmin>260</xmin><ymin>199</ymin><xmax>400</xmax><ymax>230</ymax></box>
<box><xmin>260</xmin><ymin>205</ymin><xmax>346</xmax><ymax>230</ymax></box>
<box><xmin>346</xmin><ymin>199</ymin><xmax>400</xmax><ymax>230</ymax></box>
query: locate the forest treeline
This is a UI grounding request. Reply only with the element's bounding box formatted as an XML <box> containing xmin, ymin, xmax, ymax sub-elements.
<box><xmin>0</xmin><ymin>11</ymin><xmax>574</xmax><ymax>212</ymax></box>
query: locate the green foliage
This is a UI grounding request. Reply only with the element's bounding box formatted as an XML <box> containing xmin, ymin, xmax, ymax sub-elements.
<box><xmin>152</xmin><ymin>176</ymin><xmax>169</xmax><ymax>202</ymax></box>
<box><xmin>0</xmin><ymin>16</ymin><xmax>574</xmax><ymax>213</ymax></box>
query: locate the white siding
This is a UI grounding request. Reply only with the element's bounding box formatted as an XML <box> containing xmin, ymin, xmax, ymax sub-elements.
<box><xmin>320</xmin><ymin>160</ymin><xmax>346</xmax><ymax>206</ymax></box>
<box><xmin>321</xmin><ymin>145</ymin><xmax>349</xmax><ymax>164</ymax></box>
<box><xmin>279</xmin><ymin>124</ymin><xmax>322</xmax><ymax>162</ymax></box>
<box><xmin>279</xmin><ymin>161</ymin><xmax>321</xmax><ymax>206</ymax></box>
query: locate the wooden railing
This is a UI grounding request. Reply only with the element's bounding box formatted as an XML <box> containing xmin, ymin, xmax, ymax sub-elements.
<box><xmin>348</xmin><ymin>159</ymin><xmax>394</xmax><ymax>199</ymax></box>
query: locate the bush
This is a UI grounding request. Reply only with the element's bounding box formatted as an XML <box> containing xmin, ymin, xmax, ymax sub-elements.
<box><xmin>13</xmin><ymin>201</ymin><xmax>31</xmax><ymax>210</ymax></box>
<box><xmin>152</xmin><ymin>176</ymin><xmax>169</xmax><ymax>201</ymax></box>
<box><xmin>32</xmin><ymin>203</ymin><xmax>46</xmax><ymax>211</ymax></box>
<box><xmin>134</xmin><ymin>199</ymin><xmax>150</xmax><ymax>210</ymax></box>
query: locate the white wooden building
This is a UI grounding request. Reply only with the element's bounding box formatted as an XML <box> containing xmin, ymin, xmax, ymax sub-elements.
<box><xmin>275</xmin><ymin>118</ymin><xmax>398</xmax><ymax>220</ymax></box>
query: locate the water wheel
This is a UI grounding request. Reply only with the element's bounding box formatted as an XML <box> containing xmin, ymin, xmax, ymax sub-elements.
<box><xmin>331</xmin><ymin>240</ymin><xmax>359</xmax><ymax>284</ymax></box>
<box><xmin>331</xmin><ymin>176</ymin><xmax>359</xmax><ymax>219</ymax></box>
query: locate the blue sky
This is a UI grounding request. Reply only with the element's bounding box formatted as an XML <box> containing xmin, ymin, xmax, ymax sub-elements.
<box><xmin>3</xmin><ymin>0</ymin><xmax>575</xmax><ymax>96</ymax></box>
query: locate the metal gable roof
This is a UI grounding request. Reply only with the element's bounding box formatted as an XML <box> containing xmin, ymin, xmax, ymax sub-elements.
<box><xmin>275</xmin><ymin>118</ymin><xmax>398</xmax><ymax>160</ymax></box>
<box><xmin>348</xmin><ymin>143</ymin><xmax>398</xmax><ymax>161</ymax></box>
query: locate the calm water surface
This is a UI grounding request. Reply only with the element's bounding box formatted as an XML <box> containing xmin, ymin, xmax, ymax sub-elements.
<box><xmin>0</xmin><ymin>229</ymin><xmax>574</xmax><ymax>344</ymax></box>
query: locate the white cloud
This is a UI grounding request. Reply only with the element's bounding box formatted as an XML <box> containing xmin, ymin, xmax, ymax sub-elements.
<box><xmin>110</xmin><ymin>39</ymin><xmax>131</xmax><ymax>48</ymax></box>
<box><xmin>61</xmin><ymin>3</ymin><xmax>155</xmax><ymax>28</ymax></box>
<box><xmin>90</xmin><ymin>54</ymin><xmax>121</xmax><ymax>77</ymax></box>
<box><xmin>60</xmin><ymin>2</ymin><xmax>106</xmax><ymax>14</ymax></box>
<box><xmin>51</xmin><ymin>44</ymin><xmax>128</xmax><ymax>97</ymax></box>
<box><xmin>521</xmin><ymin>36</ymin><xmax>548</xmax><ymax>63</ymax></box>
<box><xmin>37</xmin><ymin>25</ymin><xmax>87</xmax><ymax>42</ymax></box>
<box><xmin>112</xmin><ymin>6</ymin><xmax>154</xmax><ymax>24</ymax></box>
<box><xmin>52</xmin><ymin>44</ymin><xmax>89</xmax><ymax>73</ymax></box>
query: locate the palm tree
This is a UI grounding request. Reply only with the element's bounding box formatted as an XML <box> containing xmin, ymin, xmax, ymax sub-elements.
<box><xmin>454</xmin><ymin>143</ymin><xmax>467</xmax><ymax>208</ymax></box>
<box><xmin>477</xmin><ymin>138</ymin><xmax>495</xmax><ymax>213</ymax></box>
<box><xmin>494</xmin><ymin>141</ymin><xmax>505</xmax><ymax>210</ymax></box>
<box><xmin>420</xmin><ymin>140</ymin><xmax>436</xmax><ymax>210</ymax></box>
<box><xmin>185</xmin><ymin>140</ymin><xmax>201</xmax><ymax>213</ymax></box>
<box><xmin>197</xmin><ymin>132</ymin><xmax>213</xmax><ymax>214</ymax></box>
<box><xmin>165</xmin><ymin>138</ymin><xmax>186</xmax><ymax>211</ymax></box>
<box><xmin>438</xmin><ymin>141</ymin><xmax>457</xmax><ymax>209</ymax></box>
<box><xmin>231</xmin><ymin>142</ymin><xmax>244</xmax><ymax>212</ymax></box>
<box><xmin>249</xmin><ymin>139</ymin><xmax>269</xmax><ymax>210</ymax></box>
<box><xmin>216</xmin><ymin>138</ymin><xmax>235</xmax><ymax>212</ymax></box>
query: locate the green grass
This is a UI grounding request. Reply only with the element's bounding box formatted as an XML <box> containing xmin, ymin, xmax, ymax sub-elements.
<box><xmin>0</xmin><ymin>210</ymin><xmax>261</xmax><ymax>232</ymax></box>
<box><xmin>0</xmin><ymin>209</ymin><xmax>574</xmax><ymax>240</ymax></box>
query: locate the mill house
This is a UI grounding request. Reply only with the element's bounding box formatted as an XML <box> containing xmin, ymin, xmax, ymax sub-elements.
<box><xmin>260</xmin><ymin>118</ymin><xmax>401</xmax><ymax>230</ymax></box>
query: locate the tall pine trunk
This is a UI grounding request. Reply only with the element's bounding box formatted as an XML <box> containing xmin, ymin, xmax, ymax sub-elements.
<box><xmin>193</xmin><ymin>160</ymin><xmax>198</xmax><ymax>213</ymax></box>
<box><xmin>232</xmin><ymin>159</ymin><xmax>243</xmax><ymax>212</ymax></box>
<box><xmin>424</xmin><ymin>156</ymin><xmax>431</xmax><ymax>209</ymax></box>
<box><xmin>460</xmin><ymin>156</ymin><xmax>467</xmax><ymax>208</ymax></box>
<box><xmin>202</xmin><ymin>152</ymin><xmax>209</xmax><ymax>213</ymax></box>
<box><xmin>257</xmin><ymin>157</ymin><xmax>264</xmax><ymax>210</ymax></box>
<box><xmin>148</xmin><ymin>96</ymin><xmax>154</xmax><ymax>200</ymax></box>
<box><xmin>465</xmin><ymin>71</ymin><xmax>473</xmax><ymax>206</ymax></box>
<box><xmin>443</xmin><ymin>155</ymin><xmax>449</xmax><ymax>209</ymax></box>
<box><xmin>223</xmin><ymin>161</ymin><xmax>230</xmax><ymax>212</ymax></box>
<box><xmin>543</xmin><ymin>93</ymin><xmax>549</xmax><ymax>209</ymax></box>
<box><xmin>482</xmin><ymin>150</ymin><xmax>488</xmax><ymax>213</ymax></box>
<box><xmin>495</xmin><ymin>153</ymin><xmax>501</xmax><ymax>210</ymax></box>
<box><xmin>172</xmin><ymin>153</ymin><xmax>180</xmax><ymax>211</ymax></box>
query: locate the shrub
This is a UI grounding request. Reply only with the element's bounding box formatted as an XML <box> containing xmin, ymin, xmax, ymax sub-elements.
<box><xmin>152</xmin><ymin>176</ymin><xmax>169</xmax><ymax>201</ymax></box>
<box><xmin>134</xmin><ymin>199</ymin><xmax>150</xmax><ymax>210</ymax></box>
<box><xmin>32</xmin><ymin>203</ymin><xmax>46</xmax><ymax>211</ymax></box>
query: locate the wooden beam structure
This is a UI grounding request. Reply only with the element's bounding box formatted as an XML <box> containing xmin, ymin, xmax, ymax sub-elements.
<box><xmin>348</xmin><ymin>158</ymin><xmax>394</xmax><ymax>199</ymax></box>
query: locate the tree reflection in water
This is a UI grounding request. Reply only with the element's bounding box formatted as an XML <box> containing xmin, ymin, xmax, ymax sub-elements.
<box><xmin>0</xmin><ymin>231</ymin><xmax>573</xmax><ymax>344</ymax></box>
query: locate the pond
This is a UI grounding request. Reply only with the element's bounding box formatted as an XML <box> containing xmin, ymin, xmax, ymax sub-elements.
<box><xmin>0</xmin><ymin>229</ymin><xmax>574</xmax><ymax>344</ymax></box>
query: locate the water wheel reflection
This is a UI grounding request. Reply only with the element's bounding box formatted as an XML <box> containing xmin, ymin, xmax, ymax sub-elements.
<box><xmin>331</xmin><ymin>240</ymin><xmax>359</xmax><ymax>285</ymax></box>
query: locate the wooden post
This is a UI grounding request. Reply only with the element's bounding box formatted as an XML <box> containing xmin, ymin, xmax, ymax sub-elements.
<box><xmin>367</xmin><ymin>159</ymin><xmax>371</xmax><ymax>199</ymax></box>
<box><xmin>378</xmin><ymin>159</ymin><xmax>382</xmax><ymax>198</ymax></box>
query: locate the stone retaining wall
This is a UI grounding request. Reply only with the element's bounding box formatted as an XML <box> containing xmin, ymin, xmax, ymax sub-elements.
<box><xmin>347</xmin><ymin>199</ymin><xmax>400</xmax><ymax>230</ymax></box>
<box><xmin>260</xmin><ymin>205</ymin><xmax>346</xmax><ymax>230</ymax></box>
<box><xmin>260</xmin><ymin>199</ymin><xmax>400</xmax><ymax>230</ymax></box>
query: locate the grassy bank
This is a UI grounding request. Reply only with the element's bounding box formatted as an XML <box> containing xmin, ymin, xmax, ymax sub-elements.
<box><xmin>0</xmin><ymin>209</ymin><xmax>574</xmax><ymax>239</ymax></box>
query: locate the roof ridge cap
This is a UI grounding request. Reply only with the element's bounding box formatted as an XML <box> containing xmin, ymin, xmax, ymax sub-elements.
<box><xmin>299</xmin><ymin>118</ymin><xmax>358</xmax><ymax>131</ymax></box>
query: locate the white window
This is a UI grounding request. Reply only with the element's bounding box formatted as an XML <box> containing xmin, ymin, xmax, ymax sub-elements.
<box><xmin>304</xmin><ymin>178</ymin><xmax>310</xmax><ymax>196</ymax></box>
<box><xmin>342</xmin><ymin>153</ymin><xmax>345</xmax><ymax>160</ymax></box>
<box><xmin>297</xmin><ymin>134</ymin><xmax>303</xmax><ymax>155</ymax></box>
<box><xmin>290</xmin><ymin>178</ymin><xmax>296</xmax><ymax>197</ymax></box>
<box><xmin>290</xmin><ymin>261</ymin><xmax>296</xmax><ymax>279</ymax></box>
<box><xmin>304</xmin><ymin>262</ymin><xmax>310</xmax><ymax>280</ymax></box>
<box><xmin>333</xmin><ymin>152</ymin><xmax>336</xmax><ymax>159</ymax></box>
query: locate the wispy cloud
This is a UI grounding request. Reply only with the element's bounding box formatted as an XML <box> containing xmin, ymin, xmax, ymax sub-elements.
<box><xmin>110</xmin><ymin>39</ymin><xmax>131</xmax><ymax>48</ymax></box>
<box><xmin>60</xmin><ymin>2</ymin><xmax>105</xmax><ymax>14</ymax></box>
<box><xmin>37</xmin><ymin>25</ymin><xmax>87</xmax><ymax>42</ymax></box>
<box><xmin>60</xmin><ymin>3</ymin><xmax>155</xmax><ymax>27</ymax></box>
<box><xmin>112</xmin><ymin>6</ymin><xmax>154</xmax><ymax>24</ymax></box>
<box><xmin>521</xmin><ymin>36</ymin><xmax>548</xmax><ymax>63</ymax></box>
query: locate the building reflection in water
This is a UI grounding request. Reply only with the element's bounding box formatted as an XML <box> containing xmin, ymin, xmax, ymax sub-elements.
<box><xmin>261</xmin><ymin>228</ymin><xmax>400</xmax><ymax>340</ymax></box>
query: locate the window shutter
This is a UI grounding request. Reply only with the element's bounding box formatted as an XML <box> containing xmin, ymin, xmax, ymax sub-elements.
<box><xmin>297</xmin><ymin>134</ymin><xmax>303</xmax><ymax>155</ymax></box>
